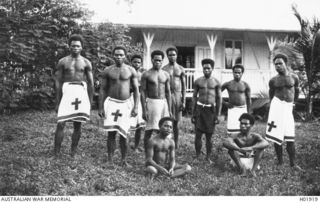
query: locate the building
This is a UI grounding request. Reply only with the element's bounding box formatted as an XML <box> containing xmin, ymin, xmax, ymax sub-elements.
<box><xmin>128</xmin><ymin>24</ymin><xmax>298</xmax><ymax>98</ymax></box>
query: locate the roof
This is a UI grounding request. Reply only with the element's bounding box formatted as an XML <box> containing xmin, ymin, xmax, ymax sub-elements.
<box><xmin>128</xmin><ymin>23</ymin><xmax>299</xmax><ymax>33</ymax></box>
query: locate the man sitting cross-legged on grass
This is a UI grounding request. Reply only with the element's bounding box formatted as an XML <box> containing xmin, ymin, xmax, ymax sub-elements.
<box><xmin>145</xmin><ymin>117</ymin><xmax>191</xmax><ymax>180</ymax></box>
<box><xmin>223</xmin><ymin>113</ymin><xmax>269</xmax><ymax>177</ymax></box>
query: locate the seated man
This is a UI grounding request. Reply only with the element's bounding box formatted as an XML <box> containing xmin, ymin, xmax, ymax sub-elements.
<box><xmin>223</xmin><ymin>113</ymin><xmax>269</xmax><ymax>177</ymax></box>
<box><xmin>145</xmin><ymin>117</ymin><xmax>191</xmax><ymax>179</ymax></box>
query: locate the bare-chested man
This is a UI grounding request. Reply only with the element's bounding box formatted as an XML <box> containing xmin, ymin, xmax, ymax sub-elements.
<box><xmin>163</xmin><ymin>47</ymin><xmax>186</xmax><ymax>149</ymax></box>
<box><xmin>130</xmin><ymin>54</ymin><xmax>146</xmax><ymax>152</ymax></box>
<box><xmin>98</xmin><ymin>46</ymin><xmax>139</xmax><ymax>167</ymax></box>
<box><xmin>192</xmin><ymin>58</ymin><xmax>222</xmax><ymax>163</ymax></box>
<box><xmin>223</xmin><ymin>113</ymin><xmax>269</xmax><ymax>177</ymax></box>
<box><xmin>145</xmin><ymin>117</ymin><xmax>191</xmax><ymax>180</ymax></box>
<box><xmin>266</xmin><ymin>53</ymin><xmax>303</xmax><ymax>171</ymax></box>
<box><xmin>54</xmin><ymin>34</ymin><xmax>94</xmax><ymax>157</ymax></box>
<box><xmin>221</xmin><ymin>64</ymin><xmax>251</xmax><ymax>135</ymax></box>
<box><xmin>141</xmin><ymin>50</ymin><xmax>172</xmax><ymax>152</ymax></box>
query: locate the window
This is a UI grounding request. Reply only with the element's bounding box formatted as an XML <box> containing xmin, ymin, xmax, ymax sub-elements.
<box><xmin>224</xmin><ymin>40</ymin><xmax>243</xmax><ymax>69</ymax></box>
<box><xmin>176</xmin><ymin>46</ymin><xmax>195</xmax><ymax>68</ymax></box>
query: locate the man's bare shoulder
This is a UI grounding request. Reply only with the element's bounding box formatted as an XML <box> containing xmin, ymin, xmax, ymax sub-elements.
<box><xmin>161</xmin><ymin>69</ymin><xmax>170</xmax><ymax>78</ymax></box>
<box><xmin>222</xmin><ymin>80</ymin><xmax>231</xmax><ymax>87</ymax></box>
<box><xmin>58</xmin><ymin>55</ymin><xmax>70</xmax><ymax>64</ymax></box>
<box><xmin>194</xmin><ymin>76</ymin><xmax>204</xmax><ymax>83</ymax></box>
<box><xmin>212</xmin><ymin>77</ymin><xmax>221</xmax><ymax>86</ymax></box>
<box><xmin>242</xmin><ymin>80</ymin><xmax>251</xmax><ymax>88</ymax></box>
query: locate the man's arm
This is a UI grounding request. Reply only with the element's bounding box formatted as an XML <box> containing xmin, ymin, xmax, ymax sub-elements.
<box><xmin>85</xmin><ymin>60</ymin><xmax>94</xmax><ymax>106</ymax></box>
<box><xmin>98</xmin><ymin>71</ymin><xmax>108</xmax><ymax>117</ymax></box>
<box><xmin>130</xmin><ymin>67</ymin><xmax>140</xmax><ymax>116</ymax></box>
<box><xmin>222</xmin><ymin>135</ymin><xmax>243</xmax><ymax>152</ymax></box>
<box><xmin>293</xmin><ymin>74</ymin><xmax>300</xmax><ymax>102</ymax></box>
<box><xmin>168</xmin><ymin>140</ymin><xmax>176</xmax><ymax>175</ymax></box>
<box><xmin>268</xmin><ymin>79</ymin><xmax>275</xmax><ymax>100</ymax></box>
<box><xmin>191</xmin><ymin>80</ymin><xmax>199</xmax><ymax>122</ymax></box>
<box><xmin>165</xmin><ymin>73</ymin><xmax>172</xmax><ymax>115</ymax></box>
<box><xmin>221</xmin><ymin>82</ymin><xmax>232</xmax><ymax>109</ymax></box>
<box><xmin>140</xmin><ymin>72</ymin><xmax>147</xmax><ymax>119</ymax></box>
<box><xmin>244</xmin><ymin>82</ymin><xmax>252</xmax><ymax>113</ymax></box>
<box><xmin>180</xmin><ymin>68</ymin><xmax>186</xmax><ymax>110</ymax></box>
<box><xmin>243</xmin><ymin>133</ymin><xmax>269</xmax><ymax>151</ymax></box>
<box><xmin>145</xmin><ymin>139</ymin><xmax>169</xmax><ymax>175</ymax></box>
<box><xmin>215</xmin><ymin>80</ymin><xmax>222</xmax><ymax>117</ymax></box>
<box><xmin>54</xmin><ymin>60</ymin><xmax>64</xmax><ymax>112</ymax></box>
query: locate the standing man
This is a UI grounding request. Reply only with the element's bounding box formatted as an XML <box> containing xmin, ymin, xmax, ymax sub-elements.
<box><xmin>266</xmin><ymin>53</ymin><xmax>303</xmax><ymax>171</ymax></box>
<box><xmin>163</xmin><ymin>47</ymin><xmax>186</xmax><ymax>148</ymax></box>
<box><xmin>223</xmin><ymin>113</ymin><xmax>269</xmax><ymax>177</ymax></box>
<box><xmin>192</xmin><ymin>58</ymin><xmax>222</xmax><ymax>163</ymax></box>
<box><xmin>221</xmin><ymin>64</ymin><xmax>251</xmax><ymax>135</ymax></box>
<box><xmin>99</xmin><ymin>46</ymin><xmax>139</xmax><ymax>167</ymax></box>
<box><xmin>130</xmin><ymin>54</ymin><xmax>146</xmax><ymax>152</ymax></box>
<box><xmin>54</xmin><ymin>34</ymin><xmax>94</xmax><ymax>157</ymax></box>
<box><xmin>145</xmin><ymin>117</ymin><xmax>191</xmax><ymax>180</ymax></box>
<box><xmin>141</xmin><ymin>50</ymin><xmax>172</xmax><ymax>152</ymax></box>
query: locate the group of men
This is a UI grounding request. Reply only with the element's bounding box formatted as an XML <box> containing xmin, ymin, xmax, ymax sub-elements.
<box><xmin>53</xmin><ymin>34</ymin><xmax>303</xmax><ymax>179</ymax></box>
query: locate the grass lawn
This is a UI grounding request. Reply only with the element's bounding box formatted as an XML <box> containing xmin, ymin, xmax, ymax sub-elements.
<box><xmin>0</xmin><ymin>110</ymin><xmax>320</xmax><ymax>196</ymax></box>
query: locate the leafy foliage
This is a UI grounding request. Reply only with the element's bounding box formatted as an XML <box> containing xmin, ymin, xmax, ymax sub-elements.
<box><xmin>291</xmin><ymin>5</ymin><xmax>320</xmax><ymax>119</ymax></box>
<box><xmin>0</xmin><ymin>0</ymin><xmax>143</xmax><ymax>113</ymax></box>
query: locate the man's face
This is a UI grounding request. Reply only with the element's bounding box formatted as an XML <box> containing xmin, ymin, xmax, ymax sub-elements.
<box><xmin>167</xmin><ymin>50</ymin><xmax>177</xmax><ymax>63</ymax></box>
<box><xmin>274</xmin><ymin>58</ymin><xmax>287</xmax><ymax>74</ymax></box>
<box><xmin>70</xmin><ymin>41</ymin><xmax>82</xmax><ymax>55</ymax></box>
<box><xmin>132</xmin><ymin>58</ymin><xmax>142</xmax><ymax>70</ymax></box>
<box><xmin>152</xmin><ymin>55</ymin><xmax>163</xmax><ymax>69</ymax></box>
<box><xmin>239</xmin><ymin>118</ymin><xmax>252</xmax><ymax>134</ymax></box>
<box><xmin>160</xmin><ymin>120</ymin><xmax>173</xmax><ymax>136</ymax></box>
<box><xmin>113</xmin><ymin>49</ymin><xmax>126</xmax><ymax>65</ymax></box>
<box><xmin>202</xmin><ymin>64</ymin><xmax>213</xmax><ymax>78</ymax></box>
<box><xmin>233</xmin><ymin>67</ymin><xmax>243</xmax><ymax>81</ymax></box>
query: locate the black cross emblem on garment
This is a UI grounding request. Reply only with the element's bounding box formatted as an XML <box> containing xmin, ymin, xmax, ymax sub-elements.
<box><xmin>267</xmin><ymin>121</ymin><xmax>277</xmax><ymax>132</ymax></box>
<box><xmin>71</xmin><ymin>98</ymin><xmax>81</xmax><ymax>110</ymax></box>
<box><xmin>111</xmin><ymin>109</ymin><xmax>122</xmax><ymax>122</ymax></box>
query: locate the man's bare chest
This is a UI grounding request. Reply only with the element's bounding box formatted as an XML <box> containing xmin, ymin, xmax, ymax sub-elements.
<box><xmin>108</xmin><ymin>68</ymin><xmax>131</xmax><ymax>81</ymax></box>
<box><xmin>274</xmin><ymin>77</ymin><xmax>295</xmax><ymax>89</ymax></box>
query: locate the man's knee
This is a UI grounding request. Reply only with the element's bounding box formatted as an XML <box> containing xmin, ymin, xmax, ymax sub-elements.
<box><xmin>146</xmin><ymin>165</ymin><xmax>158</xmax><ymax>175</ymax></box>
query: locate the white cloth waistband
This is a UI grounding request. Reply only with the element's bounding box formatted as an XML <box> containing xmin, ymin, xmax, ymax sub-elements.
<box><xmin>197</xmin><ymin>101</ymin><xmax>212</xmax><ymax>107</ymax></box>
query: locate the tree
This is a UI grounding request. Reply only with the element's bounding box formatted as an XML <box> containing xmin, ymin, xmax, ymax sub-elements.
<box><xmin>0</xmin><ymin>0</ymin><xmax>143</xmax><ymax>112</ymax></box>
<box><xmin>292</xmin><ymin>4</ymin><xmax>320</xmax><ymax>120</ymax></box>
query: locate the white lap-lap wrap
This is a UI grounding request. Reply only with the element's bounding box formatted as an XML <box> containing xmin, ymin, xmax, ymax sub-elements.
<box><xmin>57</xmin><ymin>81</ymin><xmax>90</xmax><ymax>123</ymax></box>
<box><xmin>227</xmin><ymin>105</ymin><xmax>247</xmax><ymax>135</ymax></box>
<box><xmin>145</xmin><ymin>98</ymin><xmax>169</xmax><ymax>131</ymax></box>
<box><xmin>103</xmin><ymin>97</ymin><xmax>132</xmax><ymax>138</ymax></box>
<box><xmin>265</xmin><ymin>97</ymin><xmax>295</xmax><ymax>145</ymax></box>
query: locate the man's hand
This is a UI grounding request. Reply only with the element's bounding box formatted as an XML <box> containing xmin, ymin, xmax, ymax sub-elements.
<box><xmin>142</xmin><ymin>112</ymin><xmax>148</xmax><ymax>121</ymax></box>
<box><xmin>191</xmin><ymin>116</ymin><xmax>196</xmax><ymax>124</ymax></box>
<box><xmin>98</xmin><ymin>109</ymin><xmax>105</xmax><ymax>118</ymax></box>
<box><xmin>168</xmin><ymin>168</ymin><xmax>174</xmax><ymax>176</ymax></box>
<box><xmin>180</xmin><ymin>102</ymin><xmax>185</xmax><ymax>111</ymax></box>
<box><xmin>159</xmin><ymin>167</ymin><xmax>169</xmax><ymax>176</ymax></box>
<box><xmin>131</xmin><ymin>107</ymin><xmax>138</xmax><ymax>117</ymax></box>
<box><xmin>240</xmin><ymin>147</ymin><xmax>254</xmax><ymax>157</ymax></box>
